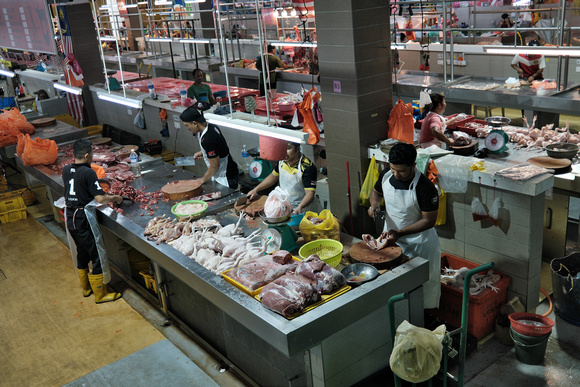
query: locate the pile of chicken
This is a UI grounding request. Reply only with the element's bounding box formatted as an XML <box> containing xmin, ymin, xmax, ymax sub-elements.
<box><xmin>144</xmin><ymin>212</ymin><xmax>267</xmax><ymax>274</ymax></box>
<box><xmin>474</xmin><ymin>116</ymin><xmax>580</xmax><ymax>150</ymax></box>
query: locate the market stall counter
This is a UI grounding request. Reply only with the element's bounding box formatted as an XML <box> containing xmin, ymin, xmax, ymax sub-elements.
<box><xmin>15</xmin><ymin>147</ymin><xmax>430</xmax><ymax>386</ymax></box>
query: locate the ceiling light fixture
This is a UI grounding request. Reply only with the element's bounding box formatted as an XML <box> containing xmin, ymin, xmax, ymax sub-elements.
<box><xmin>53</xmin><ymin>83</ymin><xmax>82</xmax><ymax>95</ymax></box>
<box><xmin>149</xmin><ymin>38</ymin><xmax>173</xmax><ymax>42</ymax></box>
<box><xmin>206</xmin><ymin>114</ymin><xmax>307</xmax><ymax>143</ymax></box>
<box><xmin>0</xmin><ymin>69</ymin><xmax>15</xmax><ymax>77</ymax></box>
<box><xmin>179</xmin><ymin>38</ymin><xmax>211</xmax><ymax>43</ymax></box>
<box><xmin>97</xmin><ymin>92</ymin><xmax>142</xmax><ymax>109</ymax></box>
<box><xmin>484</xmin><ymin>46</ymin><xmax>580</xmax><ymax>57</ymax></box>
<box><xmin>270</xmin><ymin>41</ymin><xmax>317</xmax><ymax>48</ymax></box>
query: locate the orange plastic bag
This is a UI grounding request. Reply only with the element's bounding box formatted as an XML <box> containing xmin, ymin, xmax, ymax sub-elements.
<box><xmin>0</xmin><ymin>126</ymin><xmax>21</xmax><ymax>147</ymax></box>
<box><xmin>16</xmin><ymin>133</ymin><xmax>28</xmax><ymax>157</ymax></box>
<box><xmin>0</xmin><ymin>108</ymin><xmax>35</xmax><ymax>134</ymax></box>
<box><xmin>387</xmin><ymin>100</ymin><xmax>414</xmax><ymax>144</ymax></box>
<box><xmin>21</xmin><ymin>136</ymin><xmax>58</xmax><ymax>166</ymax></box>
<box><xmin>91</xmin><ymin>164</ymin><xmax>106</xmax><ymax>178</ymax></box>
<box><xmin>298</xmin><ymin>88</ymin><xmax>321</xmax><ymax>145</ymax></box>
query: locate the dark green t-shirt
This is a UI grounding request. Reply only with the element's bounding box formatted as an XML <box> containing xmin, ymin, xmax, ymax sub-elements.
<box><xmin>187</xmin><ymin>83</ymin><xmax>213</xmax><ymax>103</ymax></box>
<box><xmin>256</xmin><ymin>54</ymin><xmax>285</xmax><ymax>84</ymax></box>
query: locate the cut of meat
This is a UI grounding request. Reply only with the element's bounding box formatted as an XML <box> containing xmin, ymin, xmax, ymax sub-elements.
<box><xmin>259</xmin><ymin>273</ymin><xmax>319</xmax><ymax>317</ymax></box>
<box><xmin>161</xmin><ymin>180</ymin><xmax>203</xmax><ymax>200</ymax></box>
<box><xmin>362</xmin><ymin>234</ymin><xmax>389</xmax><ymax>251</ymax></box>
<box><xmin>226</xmin><ymin>255</ymin><xmax>296</xmax><ymax>291</ymax></box>
<box><xmin>295</xmin><ymin>255</ymin><xmax>346</xmax><ymax>294</ymax></box>
<box><xmin>272</xmin><ymin>250</ymin><xmax>292</xmax><ymax>264</ymax></box>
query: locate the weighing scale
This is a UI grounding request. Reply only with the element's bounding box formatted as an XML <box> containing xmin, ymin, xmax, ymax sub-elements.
<box><xmin>259</xmin><ymin>213</ymin><xmax>298</xmax><ymax>253</ymax></box>
<box><xmin>249</xmin><ymin>158</ymin><xmax>273</xmax><ymax>181</ymax></box>
<box><xmin>484</xmin><ymin>129</ymin><xmax>509</xmax><ymax>153</ymax></box>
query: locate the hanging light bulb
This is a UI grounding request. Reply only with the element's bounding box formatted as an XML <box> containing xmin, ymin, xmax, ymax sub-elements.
<box><xmin>281</xmin><ymin>9</ymin><xmax>288</xmax><ymax>17</ymax></box>
<box><xmin>290</xmin><ymin>8</ymin><xmax>297</xmax><ymax>17</ymax></box>
<box><xmin>273</xmin><ymin>9</ymin><xmax>279</xmax><ymax>18</ymax></box>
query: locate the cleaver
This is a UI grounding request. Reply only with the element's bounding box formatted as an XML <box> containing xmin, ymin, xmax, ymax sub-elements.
<box><xmin>174</xmin><ymin>156</ymin><xmax>196</xmax><ymax>166</ymax></box>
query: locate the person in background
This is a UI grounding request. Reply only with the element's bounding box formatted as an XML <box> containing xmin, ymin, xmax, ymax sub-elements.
<box><xmin>419</xmin><ymin>92</ymin><xmax>464</xmax><ymax>148</ymax></box>
<box><xmin>256</xmin><ymin>44</ymin><xmax>291</xmax><ymax>96</ymax></box>
<box><xmin>63</xmin><ymin>139</ymin><xmax>123</xmax><ymax>303</ymax></box>
<box><xmin>247</xmin><ymin>142</ymin><xmax>316</xmax><ymax>214</ymax></box>
<box><xmin>499</xmin><ymin>13</ymin><xmax>514</xmax><ymax>28</ymax></box>
<box><xmin>511</xmin><ymin>40</ymin><xmax>545</xmax><ymax>82</ymax></box>
<box><xmin>179</xmin><ymin>107</ymin><xmax>238</xmax><ymax>189</ymax></box>
<box><xmin>33</xmin><ymin>89</ymin><xmax>49</xmax><ymax>111</ymax></box>
<box><xmin>187</xmin><ymin>68</ymin><xmax>216</xmax><ymax>108</ymax></box>
<box><xmin>367</xmin><ymin>142</ymin><xmax>441</xmax><ymax>309</ymax></box>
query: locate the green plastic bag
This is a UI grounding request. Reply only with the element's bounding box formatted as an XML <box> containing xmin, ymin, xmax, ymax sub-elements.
<box><xmin>359</xmin><ymin>156</ymin><xmax>379</xmax><ymax>207</ymax></box>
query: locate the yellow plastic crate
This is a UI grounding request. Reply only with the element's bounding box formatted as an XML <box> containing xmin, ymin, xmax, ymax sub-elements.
<box><xmin>0</xmin><ymin>196</ymin><xmax>25</xmax><ymax>213</ymax></box>
<box><xmin>84</xmin><ymin>125</ymin><xmax>103</xmax><ymax>136</ymax></box>
<box><xmin>0</xmin><ymin>188</ymin><xmax>34</xmax><ymax>206</ymax></box>
<box><xmin>0</xmin><ymin>209</ymin><xmax>27</xmax><ymax>223</ymax></box>
<box><xmin>0</xmin><ymin>176</ymin><xmax>7</xmax><ymax>193</ymax></box>
<box><xmin>139</xmin><ymin>270</ymin><xmax>158</xmax><ymax>294</ymax></box>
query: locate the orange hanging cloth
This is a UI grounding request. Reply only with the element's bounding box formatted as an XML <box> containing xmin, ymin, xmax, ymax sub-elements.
<box><xmin>387</xmin><ymin>100</ymin><xmax>415</xmax><ymax>144</ymax></box>
<box><xmin>297</xmin><ymin>88</ymin><xmax>321</xmax><ymax>145</ymax></box>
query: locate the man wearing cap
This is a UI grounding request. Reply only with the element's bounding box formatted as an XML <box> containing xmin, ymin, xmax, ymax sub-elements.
<box><xmin>179</xmin><ymin>107</ymin><xmax>239</xmax><ymax>188</ymax></box>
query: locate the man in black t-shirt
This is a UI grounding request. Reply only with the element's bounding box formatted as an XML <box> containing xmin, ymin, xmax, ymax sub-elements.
<box><xmin>368</xmin><ymin>142</ymin><xmax>441</xmax><ymax>309</ymax></box>
<box><xmin>179</xmin><ymin>107</ymin><xmax>239</xmax><ymax>189</ymax></box>
<box><xmin>63</xmin><ymin>139</ymin><xmax>123</xmax><ymax>303</ymax></box>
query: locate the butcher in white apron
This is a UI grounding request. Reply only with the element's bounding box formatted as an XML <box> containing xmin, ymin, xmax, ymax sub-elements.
<box><xmin>247</xmin><ymin>142</ymin><xmax>317</xmax><ymax>214</ymax></box>
<box><xmin>62</xmin><ymin>139</ymin><xmax>123</xmax><ymax>303</ymax></box>
<box><xmin>368</xmin><ymin>142</ymin><xmax>441</xmax><ymax>309</ymax></box>
<box><xmin>180</xmin><ymin>107</ymin><xmax>239</xmax><ymax>189</ymax></box>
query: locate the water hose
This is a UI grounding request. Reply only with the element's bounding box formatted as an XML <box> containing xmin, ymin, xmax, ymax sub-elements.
<box><xmin>540</xmin><ymin>287</ymin><xmax>553</xmax><ymax>317</ymax></box>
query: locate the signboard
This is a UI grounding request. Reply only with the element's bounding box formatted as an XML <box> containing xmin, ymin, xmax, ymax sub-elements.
<box><xmin>0</xmin><ymin>0</ymin><xmax>56</xmax><ymax>54</ymax></box>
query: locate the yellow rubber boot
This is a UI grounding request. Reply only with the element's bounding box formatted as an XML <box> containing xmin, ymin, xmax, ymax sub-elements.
<box><xmin>77</xmin><ymin>268</ymin><xmax>93</xmax><ymax>297</ymax></box>
<box><xmin>88</xmin><ymin>273</ymin><xmax>121</xmax><ymax>303</ymax></box>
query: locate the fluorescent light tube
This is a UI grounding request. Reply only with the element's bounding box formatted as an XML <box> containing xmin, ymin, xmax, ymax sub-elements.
<box><xmin>185</xmin><ymin>0</ymin><xmax>206</xmax><ymax>3</ymax></box>
<box><xmin>270</xmin><ymin>41</ymin><xmax>317</xmax><ymax>48</ymax></box>
<box><xmin>206</xmin><ymin>115</ymin><xmax>305</xmax><ymax>143</ymax></box>
<box><xmin>137</xmin><ymin>1</ymin><xmax>148</xmax><ymax>4</ymax></box>
<box><xmin>100</xmin><ymin>37</ymin><xmax>118</xmax><ymax>42</ymax></box>
<box><xmin>149</xmin><ymin>38</ymin><xmax>173</xmax><ymax>42</ymax></box>
<box><xmin>155</xmin><ymin>0</ymin><xmax>173</xmax><ymax>5</ymax></box>
<box><xmin>0</xmin><ymin>69</ymin><xmax>15</xmax><ymax>77</ymax></box>
<box><xmin>98</xmin><ymin>93</ymin><xmax>142</xmax><ymax>109</ymax></box>
<box><xmin>391</xmin><ymin>44</ymin><xmax>406</xmax><ymax>50</ymax></box>
<box><xmin>485</xmin><ymin>46</ymin><xmax>580</xmax><ymax>57</ymax></box>
<box><xmin>124</xmin><ymin>4</ymin><xmax>139</xmax><ymax>8</ymax></box>
<box><xmin>179</xmin><ymin>39</ymin><xmax>210</xmax><ymax>44</ymax></box>
<box><xmin>53</xmin><ymin>83</ymin><xmax>82</xmax><ymax>95</ymax></box>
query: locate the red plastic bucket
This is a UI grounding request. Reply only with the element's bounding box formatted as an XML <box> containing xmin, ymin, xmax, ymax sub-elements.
<box><xmin>259</xmin><ymin>136</ymin><xmax>287</xmax><ymax>161</ymax></box>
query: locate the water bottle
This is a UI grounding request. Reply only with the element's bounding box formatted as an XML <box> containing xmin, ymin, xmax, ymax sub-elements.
<box><xmin>130</xmin><ymin>149</ymin><xmax>141</xmax><ymax>178</ymax></box>
<box><xmin>180</xmin><ymin>84</ymin><xmax>187</xmax><ymax>102</ymax></box>
<box><xmin>148</xmin><ymin>79</ymin><xmax>156</xmax><ymax>100</ymax></box>
<box><xmin>241</xmin><ymin>144</ymin><xmax>250</xmax><ymax>173</ymax></box>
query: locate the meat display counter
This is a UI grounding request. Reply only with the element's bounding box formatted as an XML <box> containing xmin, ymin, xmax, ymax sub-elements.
<box><xmin>15</xmin><ymin>150</ymin><xmax>429</xmax><ymax>386</ymax></box>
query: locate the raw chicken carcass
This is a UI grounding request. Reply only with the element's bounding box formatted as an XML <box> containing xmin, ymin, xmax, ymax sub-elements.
<box><xmin>362</xmin><ymin>234</ymin><xmax>390</xmax><ymax>251</ymax></box>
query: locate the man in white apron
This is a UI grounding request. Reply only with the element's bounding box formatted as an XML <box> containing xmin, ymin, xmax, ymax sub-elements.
<box><xmin>247</xmin><ymin>142</ymin><xmax>317</xmax><ymax>214</ymax></box>
<box><xmin>62</xmin><ymin>139</ymin><xmax>123</xmax><ymax>303</ymax></box>
<box><xmin>180</xmin><ymin>107</ymin><xmax>239</xmax><ymax>189</ymax></box>
<box><xmin>368</xmin><ymin>142</ymin><xmax>441</xmax><ymax>309</ymax></box>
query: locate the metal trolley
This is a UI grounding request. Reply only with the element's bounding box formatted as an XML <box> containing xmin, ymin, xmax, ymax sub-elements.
<box><xmin>388</xmin><ymin>262</ymin><xmax>495</xmax><ymax>387</ymax></box>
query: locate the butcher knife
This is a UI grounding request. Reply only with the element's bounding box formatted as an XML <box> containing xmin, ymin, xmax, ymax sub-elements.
<box><xmin>174</xmin><ymin>156</ymin><xmax>196</xmax><ymax>166</ymax></box>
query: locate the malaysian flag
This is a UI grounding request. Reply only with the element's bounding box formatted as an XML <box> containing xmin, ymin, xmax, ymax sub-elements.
<box><xmin>57</xmin><ymin>5</ymin><xmax>84</xmax><ymax>127</ymax></box>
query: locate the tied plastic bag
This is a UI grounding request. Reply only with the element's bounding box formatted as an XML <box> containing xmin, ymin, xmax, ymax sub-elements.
<box><xmin>471</xmin><ymin>178</ymin><xmax>489</xmax><ymax>222</ymax></box>
<box><xmin>435</xmin><ymin>185</ymin><xmax>446</xmax><ymax>226</ymax></box>
<box><xmin>390</xmin><ymin>320</ymin><xmax>446</xmax><ymax>383</ymax></box>
<box><xmin>133</xmin><ymin>109</ymin><xmax>145</xmax><ymax>129</ymax></box>
<box><xmin>17</xmin><ymin>134</ymin><xmax>58</xmax><ymax>166</ymax></box>
<box><xmin>387</xmin><ymin>100</ymin><xmax>414</xmax><ymax>144</ymax></box>
<box><xmin>264</xmin><ymin>187</ymin><xmax>293</xmax><ymax>219</ymax></box>
<box><xmin>0</xmin><ymin>108</ymin><xmax>35</xmax><ymax>135</ymax></box>
<box><xmin>299</xmin><ymin>209</ymin><xmax>340</xmax><ymax>243</ymax></box>
<box><xmin>359</xmin><ymin>156</ymin><xmax>379</xmax><ymax>207</ymax></box>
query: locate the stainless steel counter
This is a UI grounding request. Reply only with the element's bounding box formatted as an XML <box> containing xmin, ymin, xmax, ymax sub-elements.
<box><xmin>15</xmin><ymin>150</ymin><xmax>429</xmax><ymax>386</ymax></box>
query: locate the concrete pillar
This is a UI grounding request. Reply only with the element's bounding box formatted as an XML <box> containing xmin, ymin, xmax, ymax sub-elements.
<box><xmin>314</xmin><ymin>0</ymin><xmax>393</xmax><ymax>236</ymax></box>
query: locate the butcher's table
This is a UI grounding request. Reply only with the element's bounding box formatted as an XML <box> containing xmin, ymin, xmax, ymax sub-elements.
<box><xmin>16</xmin><ymin>153</ymin><xmax>429</xmax><ymax>386</ymax></box>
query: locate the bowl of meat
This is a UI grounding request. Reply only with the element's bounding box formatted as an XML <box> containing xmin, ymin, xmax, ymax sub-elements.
<box><xmin>171</xmin><ymin>200</ymin><xmax>209</xmax><ymax>220</ymax></box>
<box><xmin>341</xmin><ymin>263</ymin><xmax>379</xmax><ymax>286</ymax></box>
<box><xmin>545</xmin><ymin>143</ymin><xmax>579</xmax><ymax>159</ymax></box>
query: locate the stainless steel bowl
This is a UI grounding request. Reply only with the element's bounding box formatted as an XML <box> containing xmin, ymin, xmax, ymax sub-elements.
<box><xmin>341</xmin><ymin>263</ymin><xmax>379</xmax><ymax>286</ymax></box>
<box><xmin>485</xmin><ymin>116</ymin><xmax>511</xmax><ymax>127</ymax></box>
<box><xmin>258</xmin><ymin>210</ymin><xmax>291</xmax><ymax>224</ymax></box>
<box><xmin>545</xmin><ymin>143</ymin><xmax>579</xmax><ymax>159</ymax></box>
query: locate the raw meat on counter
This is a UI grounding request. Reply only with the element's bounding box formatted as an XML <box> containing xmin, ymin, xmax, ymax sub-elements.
<box><xmin>272</xmin><ymin>250</ymin><xmax>293</xmax><ymax>264</ymax></box>
<box><xmin>259</xmin><ymin>273</ymin><xmax>320</xmax><ymax>317</ymax></box>
<box><xmin>226</xmin><ymin>254</ymin><xmax>298</xmax><ymax>291</ymax></box>
<box><xmin>295</xmin><ymin>255</ymin><xmax>346</xmax><ymax>295</ymax></box>
<box><xmin>452</xmin><ymin>131</ymin><xmax>472</xmax><ymax>146</ymax></box>
<box><xmin>362</xmin><ymin>234</ymin><xmax>390</xmax><ymax>251</ymax></box>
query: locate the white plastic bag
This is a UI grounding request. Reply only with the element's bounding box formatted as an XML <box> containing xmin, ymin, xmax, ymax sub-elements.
<box><xmin>264</xmin><ymin>187</ymin><xmax>293</xmax><ymax>218</ymax></box>
<box><xmin>390</xmin><ymin>320</ymin><xmax>446</xmax><ymax>383</ymax></box>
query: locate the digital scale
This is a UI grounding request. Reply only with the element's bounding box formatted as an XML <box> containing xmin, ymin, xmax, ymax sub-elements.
<box><xmin>259</xmin><ymin>213</ymin><xmax>298</xmax><ymax>253</ymax></box>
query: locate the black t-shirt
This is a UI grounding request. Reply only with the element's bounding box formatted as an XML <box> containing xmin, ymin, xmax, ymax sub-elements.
<box><xmin>63</xmin><ymin>163</ymin><xmax>105</xmax><ymax>229</ymax></box>
<box><xmin>199</xmin><ymin>123</ymin><xmax>238</xmax><ymax>182</ymax></box>
<box><xmin>374</xmin><ymin>168</ymin><xmax>438</xmax><ymax>212</ymax></box>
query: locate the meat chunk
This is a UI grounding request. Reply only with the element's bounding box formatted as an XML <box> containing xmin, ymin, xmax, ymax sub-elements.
<box><xmin>272</xmin><ymin>250</ymin><xmax>293</xmax><ymax>264</ymax></box>
<box><xmin>295</xmin><ymin>255</ymin><xmax>346</xmax><ymax>294</ymax></box>
<box><xmin>227</xmin><ymin>255</ymin><xmax>295</xmax><ymax>291</ymax></box>
<box><xmin>259</xmin><ymin>273</ymin><xmax>319</xmax><ymax>317</ymax></box>
<box><xmin>362</xmin><ymin>234</ymin><xmax>389</xmax><ymax>251</ymax></box>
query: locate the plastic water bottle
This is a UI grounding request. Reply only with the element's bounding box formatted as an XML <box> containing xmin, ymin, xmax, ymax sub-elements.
<box><xmin>148</xmin><ymin>79</ymin><xmax>156</xmax><ymax>100</ymax></box>
<box><xmin>241</xmin><ymin>144</ymin><xmax>250</xmax><ymax>173</ymax></box>
<box><xmin>130</xmin><ymin>149</ymin><xmax>141</xmax><ymax>178</ymax></box>
<box><xmin>180</xmin><ymin>84</ymin><xmax>187</xmax><ymax>102</ymax></box>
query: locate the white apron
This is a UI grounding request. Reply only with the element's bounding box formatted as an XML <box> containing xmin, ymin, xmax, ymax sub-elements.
<box><xmin>64</xmin><ymin>200</ymin><xmax>112</xmax><ymax>284</ymax></box>
<box><xmin>382</xmin><ymin>168</ymin><xmax>441</xmax><ymax>309</ymax></box>
<box><xmin>421</xmin><ymin>112</ymin><xmax>448</xmax><ymax>149</ymax></box>
<box><xmin>198</xmin><ymin>127</ymin><xmax>229</xmax><ymax>187</ymax></box>
<box><xmin>279</xmin><ymin>156</ymin><xmax>308</xmax><ymax>211</ymax></box>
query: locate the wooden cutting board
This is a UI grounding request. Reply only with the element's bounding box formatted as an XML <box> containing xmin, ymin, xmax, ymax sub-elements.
<box><xmin>234</xmin><ymin>196</ymin><xmax>267</xmax><ymax>217</ymax></box>
<box><xmin>161</xmin><ymin>180</ymin><xmax>203</xmax><ymax>200</ymax></box>
<box><xmin>348</xmin><ymin>241</ymin><xmax>404</xmax><ymax>270</ymax></box>
<box><xmin>30</xmin><ymin>117</ymin><xmax>56</xmax><ymax>128</ymax></box>
<box><xmin>91</xmin><ymin>137</ymin><xmax>112</xmax><ymax>146</ymax></box>
<box><xmin>527</xmin><ymin>156</ymin><xmax>571</xmax><ymax>174</ymax></box>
